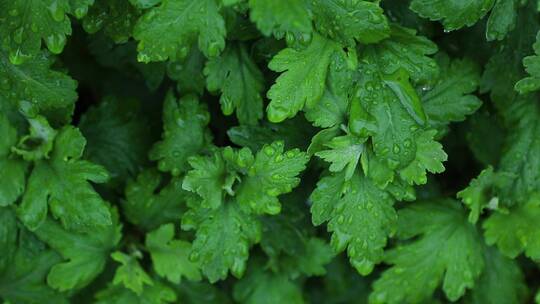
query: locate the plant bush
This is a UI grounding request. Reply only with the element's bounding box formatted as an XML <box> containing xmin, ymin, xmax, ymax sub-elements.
<box><xmin>1</xmin><ymin>0</ymin><xmax>540</xmax><ymax>303</ymax></box>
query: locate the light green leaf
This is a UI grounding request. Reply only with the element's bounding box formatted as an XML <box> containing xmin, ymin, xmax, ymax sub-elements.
<box><xmin>33</xmin><ymin>210</ymin><xmax>121</xmax><ymax>291</ymax></box>
<box><xmin>515</xmin><ymin>31</ymin><xmax>540</xmax><ymax>94</ymax></box>
<box><xmin>266</xmin><ymin>34</ymin><xmax>341</xmax><ymax>122</ymax></box>
<box><xmin>95</xmin><ymin>281</ymin><xmax>176</xmax><ymax>304</ymax></box>
<box><xmin>18</xmin><ymin>126</ymin><xmax>112</xmax><ymax>232</ymax></box>
<box><xmin>483</xmin><ymin>198</ymin><xmax>540</xmax><ymax>259</ymax></box>
<box><xmin>112</xmin><ymin>251</ymin><xmax>153</xmax><ymax>295</ymax></box>
<box><xmin>457</xmin><ymin>166</ymin><xmax>511</xmax><ymax>223</ymax></box>
<box><xmin>398</xmin><ymin>130</ymin><xmax>447</xmax><ymax>185</ymax></box>
<box><xmin>146</xmin><ymin>224</ymin><xmax>201</xmax><ymax>283</ymax></box>
<box><xmin>311</xmin><ymin>172</ymin><xmax>396</xmax><ymax>275</ymax></box>
<box><xmin>237</xmin><ymin>141</ymin><xmax>309</xmax><ymax>215</ymax></box>
<box><xmin>182</xmin><ymin>203</ymin><xmax>261</xmax><ymax>282</ymax></box>
<box><xmin>315</xmin><ymin>135</ymin><xmax>364</xmax><ymax>180</ymax></box>
<box><xmin>304</xmin><ymin>51</ymin><xmax>355</xmax><ymax>128</ymax></box>
<box><xmin>182</xmin><ymin>151</ymin><xmax>233</xmax><ymax>210</ymax></box>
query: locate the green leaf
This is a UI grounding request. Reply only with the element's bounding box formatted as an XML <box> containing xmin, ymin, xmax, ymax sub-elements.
<box><xmin>0</xmin><ymin>208</ymin><xmax>17</xmax><ymax>272</ymax></box>
<box><xmin>18</xmin><ymin>126</ymin><xmax>112</xmax><ymax>232</ymax></box>
<box><xmin>237</xmin><ymin>141</ymin><xmax>309</xmax><ymax>215</ymax></box>
<box><xmin>0</xmin><ymin>51</ymin><xmax>77</xmax><ymax>122</ymax></box>
<box><xmin>515</xmin><ymin>31</ymin><xmax>540</xmax><ymax>94</ymax></box>
<box><xmin>356</xmin><ymin>62</ymin><xmax>418</xmax><ymax>169</ymax></box>
<box><xmin>133</xmin><ymin>0</ymin><xmax>226</xmax><ymax>62</ymax></box>
<box><xmin>0</xmin><ymin>227</ymin><xmax>67</xmax><ymax>304</ymax></box>
<box><xmin>247</xmin><ymin>0</ymin><xmax>311</xmax><ymax>36</ymax></box>
<box><xmin>304</xmin><ymin>51</ymin><xmax>354</xmax><ymax>128</ymax></box>
<box><xmin>12</xmin><ymin>115</ymin><xmax>57</xmax><ymax>161</ymax></box>
<box><xmin>496</xmin><ymin>100</ymin><xmax>540</xmax><ymax>205</ymax></box>
<box><xmin>112</xmin><ymin>251</ymin><xmax>153</xmax><ymax>295</ymax></box>
<box><xmin>95</xmin><ymin>281</ymin><xmax>177</xmax><ymax>304</ymax></box>
<box><xmin>204</xmin><ymin>43</ymin><xmax>265</xmax><ymax>125</ymax></box>
<box><xmin>458</xmin><ymin>166</ymin><xmax>511</xmax><ymax>223</ymax></box>
<box><xmin>79</xmin><ymin>97</ymin><xmax>153</xmax><ymax>186</ymax></box>
<box><xmin>266</xmin><ymin>34</ymin><xmax>341</xmax><ymax>122</ymax></box>
<box><xmin>466</xmin><ymin>245</ymin><xmax>527</xmax><ymax>304</ymax></box>
<box><xmin>398</xmin><ymin>130</ymin><xmax>447</xmax><ymax>186</ymax></box>
<box><xmin>483</xmin><ymin>199</ymin><xmax>540</xmax><ymax>259</ymax></box>
<box><xmin>486</xmin><ymin>0</ymin><xmax>520</xmax><ymax>41</ymax></box>
<box><xmin>410</xmin><ymin>0</ymin><xmax>495</xmax><ymax>31</ymax></box>
<box><xmin>146</xmin><ymin>224</ymin><xmax>201</xmax><ymax>283</ymax></box>
<box><xmin>292</xmin><ymin>238</ymin><xmax>334</xmax><ymax>277</ymax></box>
<box><xmin>0</xmin><ymin>0</ymin><xmax>73</xmax><ymax>60</ymax></box>
<box><xmin>382</xmin><ymin>68</ymin><xmax>427</xmax><ymax>125</ymax></box>
<box><xmin>233</xmin><ymin>262</ymin><xmax>304</xmax><ymax>304</ymax></box>
<box><xmin>83</xmin><ymin>0</ymin><xmax>140</xmax><ymax>43</ymax></box>
<box><xmin>149</xmin><ymin>92</ymin><xmax>212</xmax><ymax>176</ymax></box>
<box><xmin>311</xmin><ymin>172</ymin><xmax>396</xmax><ymax>275</ymax></box>
<box><xmin>370</xmin><ymin>199</ymin><xmax>484</xmax><ymax>303</ymax></box>
<box><xmin>182</xmin><ymin>203</ymin><xmax>261</xmax><ymax>282</ymax></box>
<box><xmin>312</xmin><ymin>0</ymin><xmax>390</xmax><ymax>45</ymax></box>
<box><xmin>182</xmin><ymin>151</ymin><xmax>236</xmax><ymax>209</ymax></box>
<box><xmin>123</xmin><ymin>169</ymin><xmax>186</xmax><ymax>231</ymax></box>
<box><xmin>367</xmin><ymin>25</ymin><xmax>438</xmax><ymax>82</ymax></box>
<box><xmin>174</xmin><ymin>281</ymin><xmax>231</xmax><ymax>304</ymax></box>
<box><xmin>128</xmin><ymin>0</ymin><xmax>161</xmax><ymax>9</ymax></box>
<box><xmin>422</xmin><ymin>54</ymin><xmax>482</xmax><ymax>127</ymax></box>
<box><xmin>0</xmin><ymin>114</ymin><xmax>26</xmax><ymax>207</ymax></box>
<box><xmin>33</xmin><ymin>210</ymin><xmax>121</xmax><ymax>291</ymax></box>
<box><xmin>167</xmin><ymin>46</ymin><xmax>206</xmax><ymax>95</ymax></box>
<box><xmin>228</xmin><ymin>117</ymin><xmax>316</xmax><ymax>152</ymax></box>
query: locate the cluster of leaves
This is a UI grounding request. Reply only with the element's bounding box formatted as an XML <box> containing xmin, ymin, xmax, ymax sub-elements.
<box><xmin>2</xmin><ymin>0</ymin><xmax>540</xmax><ymax>303</ymax></box>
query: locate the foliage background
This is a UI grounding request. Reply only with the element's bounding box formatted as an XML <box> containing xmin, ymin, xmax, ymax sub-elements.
<box><xmin>1</xmin><ymin>0</ymin><xmax>540</xmax><ymax>303</ymax></box>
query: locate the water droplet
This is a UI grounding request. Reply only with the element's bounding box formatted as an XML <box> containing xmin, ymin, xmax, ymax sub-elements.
<box><xmin>49</xmin><ymin>1</ymin><xmax>66</xmax><ymax>22</ymax></box>
<box><xmin>9</xmin><ymin>48</ymin><xmax>25</xmax><ymax>65</ymax></box>
<box><xmin>45</xmin><ymin>34</ymin><xmax>66</xmax><ymax>54</ymax></box>
<box><xmin>207</xmin><ymin>41</ymin><xmax>222</xmax><ymax>57</ymax></box>
<box><xmin>74</xmin><ymin>7</ymin><xmax>88</xmax><ymax>19</ymax></box>
<box><xmin>264</xmin><ymin>146</ymin><xmax>275</xmax><ymax>156</ymax></box>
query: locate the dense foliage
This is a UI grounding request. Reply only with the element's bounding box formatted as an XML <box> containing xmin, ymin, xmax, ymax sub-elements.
<box><xmin>1</xmin><ymin>0</ymin><xmax>540</xmax><ymax>303</ymax></box>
